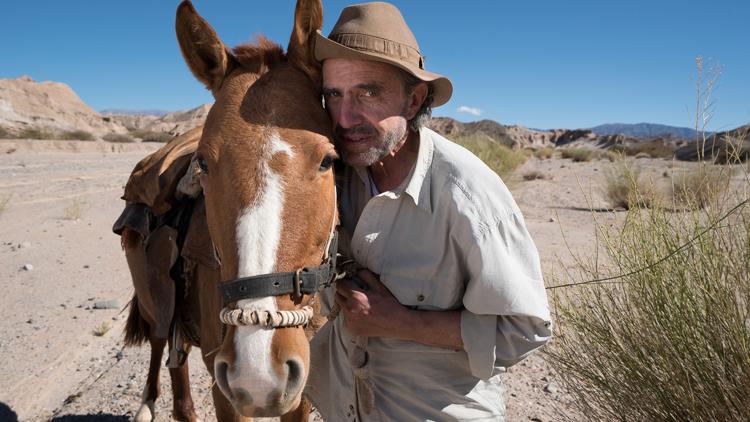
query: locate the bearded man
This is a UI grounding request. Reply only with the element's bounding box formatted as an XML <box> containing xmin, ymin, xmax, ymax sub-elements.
<box><xmin>305</xmin><ymin>3</ymin><xmax>552</xmax><ymax>421</ymax></box>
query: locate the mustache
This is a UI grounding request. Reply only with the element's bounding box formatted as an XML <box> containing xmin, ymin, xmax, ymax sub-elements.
<box><xmin>334</xmin><ymin>124</ymin><xmax>377</xmax><ymax>140</ymax></box>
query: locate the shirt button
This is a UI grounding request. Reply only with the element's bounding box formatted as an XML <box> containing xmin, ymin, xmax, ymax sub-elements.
<box><xmin>417</xmin><ymin>294</ymin><xmax>425</xmax><ymax>302</ymax></box>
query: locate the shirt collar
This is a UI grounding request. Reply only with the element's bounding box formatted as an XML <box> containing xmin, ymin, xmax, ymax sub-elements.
<box><xmin>352</xmin><ymin>127</ymin><xmax>435</xmax><ymax>212</ymax></box>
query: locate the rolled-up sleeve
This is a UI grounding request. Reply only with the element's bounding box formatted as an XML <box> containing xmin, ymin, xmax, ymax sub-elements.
<box><xmin>460</xmin><ymin>212</ymin><xmax>552</xmax><ymax>379</ymax></box>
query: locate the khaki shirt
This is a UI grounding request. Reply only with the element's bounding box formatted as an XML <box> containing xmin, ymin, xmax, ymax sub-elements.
<box><xmin>307</xmin><ymin>128</ymin><xmax>552</xmax><ymax>421</ymax></box>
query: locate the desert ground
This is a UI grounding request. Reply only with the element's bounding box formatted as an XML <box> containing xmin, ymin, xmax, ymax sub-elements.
<box><xmin>1</xmin><ymin>138</ymin><xmax>710</xmax><ymax>421</ymax></box>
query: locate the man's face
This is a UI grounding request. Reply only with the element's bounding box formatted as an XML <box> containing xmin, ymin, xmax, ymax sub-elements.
<box><xmin>322</xmin><ymin>59</ymin><xmax>416</xmax><ymax>167</ymax></box>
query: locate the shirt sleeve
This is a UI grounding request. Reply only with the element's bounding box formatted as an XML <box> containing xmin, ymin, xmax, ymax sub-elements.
<box><xmin>460</xmin><ymin>211</ymin><xmax>552</xmax><ymax>379</ymax></box>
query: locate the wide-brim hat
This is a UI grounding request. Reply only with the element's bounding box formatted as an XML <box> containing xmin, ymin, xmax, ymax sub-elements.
<box><xmin>314</xmin><ymin>2</ymin><xmax>453</xmax><ymax>107</ymax></box>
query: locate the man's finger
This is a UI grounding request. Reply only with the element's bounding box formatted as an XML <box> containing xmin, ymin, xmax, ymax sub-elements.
<box><xmin>356</xmin><ymin>269</ymin><xmax>384</xmax><ymax>291</ymax></box>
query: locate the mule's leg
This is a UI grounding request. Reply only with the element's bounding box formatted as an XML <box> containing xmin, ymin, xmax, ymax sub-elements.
<box><xmin>134</xmin><ymin>336</ymin><xmax>167</xmax><ymax>422</ymax></box>
<box><xmin>280</xmin><ymin>397</ymin><xmax>312</xmax><ymax>422</ymax></box>
<box><xmin>168</xmin><ymin>356</ymin><xmax>201</xmax><ymax>422</ymax></box>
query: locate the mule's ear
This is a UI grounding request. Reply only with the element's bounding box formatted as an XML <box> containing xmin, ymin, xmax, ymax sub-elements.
<box><xmin>287</xmin><ymin>0</ymin><xmax>323</xmax><ymax>86</ymax></box>
<box><xmin>176</xmin><ymin>0</ymin><xmax>233</xmax><ymax>95</ymax></box>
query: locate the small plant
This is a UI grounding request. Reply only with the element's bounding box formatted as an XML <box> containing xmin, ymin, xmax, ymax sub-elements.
<box><xmin>672</xmin><ymin>163</ymin><xmax>732</xmax><ymax>209</ymax></box>
<box><xmin>60</xmin><ymin>130</ymin><xmax>94</xmax><ymax>141</ymax></box>
<box><xmin>533</xmin><ymin>147</ymin><xmax>555</xmax><ymax>160</ymax></box>
<box><xmin>0</xmin><ymin>194</ymin><xmax>10</xmax><ymax>217</ymax></box>
<box><xmin>560</xmin><ymin>147</ymin><xmax>595</xmax><ymax>162</ymax></box>
<box><xmin>93</xmin><ymin>321</ymin><xmax>112</xmax><ymax>337</ymax></box>
<box><xmin>602</xmin><ymin>160</ymin><xmax>660</xmax><ymax>209</ymax></box>
<box><xmin>453</xmin><ymin>134</ymin><xmax>527</xmax><ymax>179</ymax></box>
<box><xmin>130</xmin><ymin>130</ymin><xmax>174</xmax><ymax>143</ymax></box>
<box><xmin>522</xmin><ymin>170</ymin><xmax>547</xmax><ymax>181</ymax></box>
<box><xmin>19</xmin><ymin>126</ymin><xmax>56</xmax><ymax>140</ymax></box>
<box><xmin>103</xmin><ymin>133</ymin><xmax>135</xmax><ymax>143</ymax></box>
<box><xmin>63</xmin><ymin>198</ymin><xmax>86</xmax><ymax>220</ymax></box>
<box><xmin>0</xmin><ymin>126</ymin><xmax>14</xmax><ymax>139</ymax></box>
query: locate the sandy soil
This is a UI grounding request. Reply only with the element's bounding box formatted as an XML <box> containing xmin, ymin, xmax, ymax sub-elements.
<box><xmin>0</xmin><ymin>139</ymin><xmax>698</xmax><ymax>421</ymax></box>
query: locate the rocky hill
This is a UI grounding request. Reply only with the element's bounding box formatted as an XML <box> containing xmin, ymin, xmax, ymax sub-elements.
<box><xmin>590</xmin><ymin>122</ymin><xmax>700</xmax><ymax>140</ymax></box>
<box><xmin>0</xmin><ymin>76</ymin><xmax>128</xmax><ymax>137</ymax></box>
<box><xmin>104</xmin><ymin>104</ymin><xmax>211</xmax><ymax>136</ymax></box>
<box><xmin>675</xmin><ymin>125</ymin><xmax>750</xmax><ymax>162</ymax></box>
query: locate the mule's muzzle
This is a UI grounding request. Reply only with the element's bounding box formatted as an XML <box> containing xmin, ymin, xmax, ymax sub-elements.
<box><xmin>214</xmin><ymin>357</ymin><xmax>306</xmax><ymax>417</ymax></box>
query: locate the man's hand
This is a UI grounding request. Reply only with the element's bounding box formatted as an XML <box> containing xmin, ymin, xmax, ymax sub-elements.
<box><xmin>334</xmin><ymin>269</ymin><xmax>406</xmax><ymax>337</ymax></box>
<box><xmin>334</xmin><ymin>269</ymin><xmax>464</xmax><ymax>350</ymax></box>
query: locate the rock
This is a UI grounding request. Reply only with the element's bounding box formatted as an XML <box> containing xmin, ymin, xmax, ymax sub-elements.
<box><xmin>22</xmin><ymin>263</ymin><xmax>33</xmax><ymax>271</ymax></box>
<box><xmin>115</xmin><ymin>350</ymin><xmax>124</xmax><ymax>361</ymax></box>
<box><xmin>18</xmin><ymin>241</ymin><xmax>31</xmax><ymax>249</ymax></box>
<box><xmin>543</xmin><ymin>382</ymin><xmax>558</xmax><ymax>394</ymax></box>
<box><xmin>93</xmin><ymin>300</ymin><xmax>121</xmax><ymax>310</ymax></box>
<box><xmin>548</xmin><ymin>218</ymin><xmax>555</xmax><ymax>223</ymax></box>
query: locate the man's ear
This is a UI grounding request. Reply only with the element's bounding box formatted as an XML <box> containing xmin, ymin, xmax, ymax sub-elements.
<box><xmin>287</xmin><ymin>0</ymin><xmax>324</xmax><ymax>86</ymax></box>
<box><xmin>175</xmin><ymin>0</ymin><xmax>233</xmax><ymax>96</ymax></box>
<box><xmin>406</xmin><ymin>82</ymin><xmax>429</xmax><ymax>120</ymax></box>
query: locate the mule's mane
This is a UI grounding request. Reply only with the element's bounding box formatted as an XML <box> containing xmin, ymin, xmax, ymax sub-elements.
<box><xmin>232</xmin><ymin>36</ymin><xmax>286</xmax><ymax>73</ymax></box>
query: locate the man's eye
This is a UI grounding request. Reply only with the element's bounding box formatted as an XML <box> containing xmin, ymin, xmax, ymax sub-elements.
<box><xmin>363</xmin><ymin>89</ymin><xmax>377</xmax><ymax>97</ymax></box>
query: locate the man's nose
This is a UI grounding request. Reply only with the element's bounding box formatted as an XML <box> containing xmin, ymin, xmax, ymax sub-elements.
<box><xmin>337</xmin><ymin>96</ymin><xmax>364</xmax><ymax>129</ymax></box>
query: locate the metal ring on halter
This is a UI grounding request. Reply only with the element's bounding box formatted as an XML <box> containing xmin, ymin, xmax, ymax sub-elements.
<box><xmin>294</xmin><ymin>269</ymin><xmax>303</xmax><ymax>299</ymax></box>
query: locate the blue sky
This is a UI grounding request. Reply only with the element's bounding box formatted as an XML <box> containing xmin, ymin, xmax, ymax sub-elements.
<box><xmin>1</xmin><ymin>0</ymin><xmax>747</xmax><ymax>131</ymax></box>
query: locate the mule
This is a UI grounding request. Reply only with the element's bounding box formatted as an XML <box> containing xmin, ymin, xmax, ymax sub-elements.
<box><xmin>117</xmin><ymin>0</ymin><xmax>336</xmax><ymax>420</ymax></box>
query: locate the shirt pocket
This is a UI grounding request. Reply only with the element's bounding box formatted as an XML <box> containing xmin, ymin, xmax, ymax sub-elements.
<box><xmin>381</xmin><ymin>272</ymin><xmax>463</xmax><ymax>310</ymax></box>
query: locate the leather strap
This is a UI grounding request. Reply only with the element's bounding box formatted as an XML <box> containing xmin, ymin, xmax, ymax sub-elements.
<box><xmin>220</xmin><ymin>231</ymin><xmax>339</xmax><ymax>305</ymax></box>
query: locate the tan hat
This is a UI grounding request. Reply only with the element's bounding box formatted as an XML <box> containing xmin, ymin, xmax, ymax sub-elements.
<box><xmin>314</xmin><ymin>2</ymin><xmax>453</xmax><ymax>107</ymax></box>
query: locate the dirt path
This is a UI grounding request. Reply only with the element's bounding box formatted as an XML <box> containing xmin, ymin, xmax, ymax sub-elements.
<box><xmin>1</xmin><ymin>140</ymin><xmax>650</xmax><ymax>421</ymax></box>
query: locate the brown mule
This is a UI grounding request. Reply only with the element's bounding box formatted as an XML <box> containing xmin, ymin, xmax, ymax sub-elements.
<box><xmin>116</xmin><ymin>0</ymin><xmax>334</xmax><ymax>420</ymax></box>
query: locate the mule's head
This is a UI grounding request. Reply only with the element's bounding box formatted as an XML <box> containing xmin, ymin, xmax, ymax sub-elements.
<box><xmin>176</xmin><ymin>0</ymin><xmax>334</xmax><ymax>416</ymax></box>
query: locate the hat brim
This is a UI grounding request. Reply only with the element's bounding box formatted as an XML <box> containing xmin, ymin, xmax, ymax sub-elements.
<box><xmin>314</xmin><ymin>30</ymin><xmax>452</xmax><ymax>107</ymax></box>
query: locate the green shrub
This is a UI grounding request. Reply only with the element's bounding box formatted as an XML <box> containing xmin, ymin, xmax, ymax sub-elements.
<box><xmin>19</xmin><ymin>127</ymin><xmax>56</xmax><ymax>140</ymax></box>
<box><xmin>522</xmin><ymin>170</ymin><xmax>547</xmax><ymax>181</ymax></box>
<box><xmin>60</xmin><ymin>130</ymin><xmax>94</xmax><ymax>141</ymax></box>
<box><xmin>602</xmin><ymin>160</ymin><xmax>661</xmax><ymax>209</ymax></box>
<box><xmin>533</xmin><ymin>147</ymin><xmax>555</xmax><ymax>160</ymax></box>
<box><xmin>453</xmin><ymin>134</ymin><xmax>527</xmax><ymax>179</ymax></box>
<box><xmin>672</xmin><ymin>163</ymin><xmax>732</xmax><ymax>209</ymax></box>
<box><xmin>560</xmin><ymin>147</ymin><xmax>595</xmax><ymax>162</ymax></box>
<box><xmin>103</xmin><ymin>133</ymin><xmax>135</xmax><ymax>143</ymax></box>
<box><xmin>548</xmin><ymin>185</ymin><xmax>750</xmax><ymax>421</ymax></box>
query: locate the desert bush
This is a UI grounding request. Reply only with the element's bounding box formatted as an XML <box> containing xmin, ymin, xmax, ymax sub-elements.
<box><xmin>522</xmin><ymin>170</ymin><xmax>547</xmax><ymax>181</ymax></box>
<box><xmin>92</xmin><ymin>321</ymin><xmax>112</xmax><ymax>337</ymax></box>
<box><xmin>602</xmin><ymin>160</ymin><xmax>661</xmax><ymax>209</ymax></box>
<box><xmin>0</xmin><ymin>126</ymin><xmax>14</xmax><ymax>139</ymax></box>
<box><xmin>548</xmin><ymin>185</ymin><xmax>750</xmax><ymax>421</ymax></box>
<box><xmin>454</xmin><ymin>134</ymin><xmax>527</xmax><ymax>179</ymax></box>
<box><xmin>626</xmin><ymin>139</ymin><xmax>676</xmax><ymax>159</ymax></box>
<box><xmin>59</xmin><ymin>130</ymin><xmax>94</xmax><ymax>141</ymax></box>
<box><xmin>672</xmin><ymin>163</ymin><xmax>732</xmax><ymax>209</ymax></box>
<box><xmin>560</xmin><ymin>147</ymin><xmax>595</xmax><ymax>162</ymax></box>
<box><xmin>63</xmin><ymin>198</ymin><xmax>86</xmax><ymax>220</ymax></box>
<box><xmin>605</xmin><ymin>149</ymin><xmax>624</xmax><ymax>162</ymax></box>
<box><xmin>103</xmin><ymin>133</ymin><xmax>135</xmax><ymax>143</ymax></box>
<box><xmin>533</xmin><ymin>147</ymin><xmax>555</xmax><ymax>160</ymax></box>
<box><xmin>0</xmin><ymin>194</ymin><xmax>10</xmax><ymax>217</ymax></box>
<box><xmin>19</xmin><ymin>126</ymin><xmax>56</xmax><ymax>140</ymax></box>
<box><xmin>139</xmin><ymin>131</ymin><xmax>174</xmax><ymax>143</ymax></box>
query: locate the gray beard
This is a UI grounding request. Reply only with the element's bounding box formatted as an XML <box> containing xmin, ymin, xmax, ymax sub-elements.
<box><xmin>344</xmin><ymin>120</ymin><xmax>408</xmax><ymax>168</ymax></box>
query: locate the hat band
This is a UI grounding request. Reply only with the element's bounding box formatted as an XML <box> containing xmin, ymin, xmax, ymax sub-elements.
<box><xmin>328</xmin><ymin>32</ymin><xmax>424</xmax><ymax>69</ymax></box>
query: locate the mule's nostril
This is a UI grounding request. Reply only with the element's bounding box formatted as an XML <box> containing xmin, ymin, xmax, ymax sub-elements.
<box><xmin>284</xmin><ymin>358</ymin><xmax>304</xmax><ymax>399</ymax></box>
<box><xmin>215</xmin><ymin>360</ymin><xmax>233</xmax><ymax>400</ymax></box>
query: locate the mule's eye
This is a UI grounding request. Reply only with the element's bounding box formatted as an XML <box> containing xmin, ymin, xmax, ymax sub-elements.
<box><xmin>319</xmin><ymin>154</ymin><xmax>335</xmax><ymax>172</ymax></box>
<box><xmin>197</xmin><ymin>157</ymin><xmax>208</xmax><ymax>174</ymax></box>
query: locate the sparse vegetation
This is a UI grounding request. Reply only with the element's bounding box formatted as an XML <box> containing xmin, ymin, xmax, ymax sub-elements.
<box><xmin>522</xmin><ymin>170</ymin><xmax>547</xmax><ymax>181</ymax></box>
<box><xmin>103</xmin><ymin>133</ymin><xmax>135</xmax><ymax>143</ymax></box>
<box><xmin>454</xmin><ymin>134</ymin><xmax>527</xmax><ymax>179</ymax></box>
<box><xmin>63</xmin><ymin>198</ymin><xmax>86</xmax><ymax>220</ymax></box>
<box><xmin>533</xmin><ymin>147</ymin><xmax>555</xmax><ymax>160</ymax></box>
<box><xmin>672</xmin><ymin>163</ymin><xmax>732</xmax><ymax>209</ymax></box>
<box><xmin>93</xmin><ymin>321</ymin><xmax>112</xmax><ymax>337</ymax></box>
<box><xmin>19</xmin><ymin>126</ymin><xmax>56</xmax><ymax>140</ymax></box>
<box><xmin>59</xmin><ymin>130</ymin><xmax>94</xmax><ymax>141</ymax></box>
<box><xmin>602</xmin><ymin>160</ymin><xmax>660</xmax><ymax>209</ymax></box>
<box><xmin>0</xmin><ymin>194</ymin><xmax>10</xmax><ymax>217</ymax></box>
<box><xmin>0</xmin><ymin>126</ymin><xmax>14</xmax><ymax>139</ymax></box>
<box><xmin>129</xmin><ymin>130</ymin><xmax>174</xmax><ymax>143</ymax></box>
<box><xmin>560</xmin><ymin>147</ymin><xmax>595</xmax><ymax>162</ymax></box>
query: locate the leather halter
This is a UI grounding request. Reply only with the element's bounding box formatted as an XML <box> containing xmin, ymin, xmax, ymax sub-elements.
<box><xmin>220</xmin><ymin>231</ymin><xmax>339</xmax><ymax>305</ymax></box>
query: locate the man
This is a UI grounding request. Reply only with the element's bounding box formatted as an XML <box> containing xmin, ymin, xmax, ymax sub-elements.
<box><xmin>305</xmin><ymin>2</ymin><xmax>552</xmax><ymax>421</ymax></box>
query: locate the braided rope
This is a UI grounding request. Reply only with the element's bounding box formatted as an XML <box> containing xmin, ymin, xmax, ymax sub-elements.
<box><xmin>219</xmin><ymin>305</ymin><xmax>314</xmax><ymax>328</ymax></box>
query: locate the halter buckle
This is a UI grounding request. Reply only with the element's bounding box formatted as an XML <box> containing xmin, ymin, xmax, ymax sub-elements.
<box><xmin>293</xmin><ymin>269</ymin><xmax>303</xmax><ymax>299</ymax></box>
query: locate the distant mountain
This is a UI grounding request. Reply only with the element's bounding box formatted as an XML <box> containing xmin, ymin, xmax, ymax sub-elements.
<box><xmin>0</xmin><ymin>75</ymin><xmax>128</xmax><ymax>137</ymax></box>
<box><xmin>590</xmin><ymin>123</ymin><xmax>702</xmax><ymax>140</ymax></box>
<box><xmin>101</xmin><ymin>108</ymin><xmax>171</xmax><ymax>117</ymax></box>
<box><xmin>675</xmin><ymin>124</ymin><xmax>749</xmax><ymax>162</ymax></box>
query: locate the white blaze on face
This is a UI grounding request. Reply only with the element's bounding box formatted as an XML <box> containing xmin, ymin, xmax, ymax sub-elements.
<box><xmin>222</xmin><ymin>130</ymin><xmax>294</xmax><ymax>409</ymax></box>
